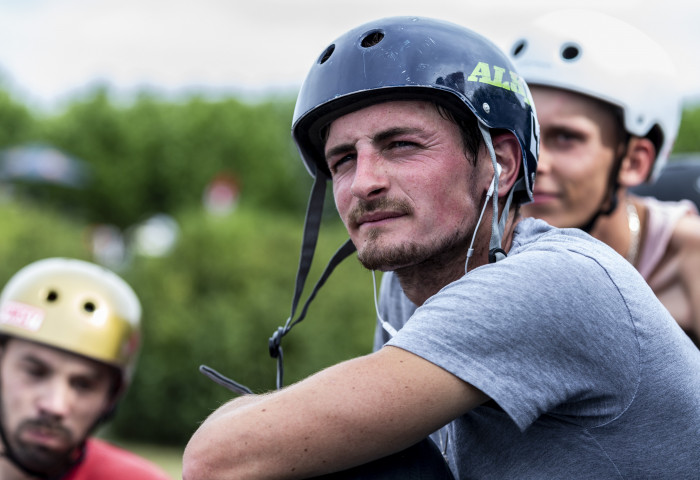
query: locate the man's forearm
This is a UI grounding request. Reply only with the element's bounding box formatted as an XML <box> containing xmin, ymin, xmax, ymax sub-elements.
<box><xmin>200</xmin><ymin>393</ymin><xmax>266</xmax><ymax>427</ymax></box>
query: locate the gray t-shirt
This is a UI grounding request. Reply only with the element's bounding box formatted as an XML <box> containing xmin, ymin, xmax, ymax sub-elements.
<box><xmin>377</xmin><ymin>218</ymin><xmax>700</xmax><ymax>478</ymax></box>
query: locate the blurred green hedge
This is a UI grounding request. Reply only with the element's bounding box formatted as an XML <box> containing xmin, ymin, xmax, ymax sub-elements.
<box><xmin>0</xmin><ymin>85</ymin><xmax>379</xmax><ymax>446</ymax></box>
<box><xmin>111</xmin><ymin>206</ymin><xmax>377</xmax><ymax>444</ymax></box>
<box><xmin>0</xmin><ymin>200</ymin><xmax>377</xmax><ymax>445</ymax></box>
<box><xmin>2</xmin><ymin>86</ymin><xmax>310</xmax><ymax>229</ymax></box>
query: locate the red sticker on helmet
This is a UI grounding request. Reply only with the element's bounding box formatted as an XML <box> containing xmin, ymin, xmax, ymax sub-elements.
<box><xmin>0</xmin><ymin>301</ymin><xmax>45</xmax><ymax>332</ymax></box>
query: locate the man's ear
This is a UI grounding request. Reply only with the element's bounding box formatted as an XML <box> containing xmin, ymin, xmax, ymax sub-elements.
<box><xmin>491</xmin><ymin>132</ymin><xmax>522</xmax><ymax>198</ymax></box>
<box><xmin>618</xmin><ymin>137</ymin><xmax>655</xmax><ymax>187</ymax></box>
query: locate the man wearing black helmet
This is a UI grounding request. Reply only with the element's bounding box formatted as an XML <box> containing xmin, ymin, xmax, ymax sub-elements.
<box><xmin>183</xmin><ymin>16</ymin><xmax>700</xmax><ymax>479</ymax></box>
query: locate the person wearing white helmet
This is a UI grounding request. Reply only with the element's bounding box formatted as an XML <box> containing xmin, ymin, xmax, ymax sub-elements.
<box><xmin>183</xmin><ymin>16</ymin><xmax>700</xmax><ymax>479</ymax></box>
<box><xmin>0</xmin><ymin>258</ymin><xmax>171</xmax><ymax>480</ymax></box>
<box><xmin>510</xmin><ymin>9</ymin><xmax>700</xmax><ymax>346</ymax></box>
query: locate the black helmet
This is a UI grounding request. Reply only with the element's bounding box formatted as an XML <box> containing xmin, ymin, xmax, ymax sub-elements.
<box><xmin>292</xmin><ymin>15</ymin><xmax>539</xmax><ymax>202</ymax></box>
<box><xmin>199</xmin><ymin>17</ymin><xmax>541</xmax><ymax>395</ymax></box>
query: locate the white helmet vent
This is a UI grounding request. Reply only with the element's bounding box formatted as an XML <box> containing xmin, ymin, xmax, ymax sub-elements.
<box><xmin>46</xmin><ymin>290</ymin><xmax>58</xmax><ymax>302</ymax></box>
<box><xmin>560</xmin><ymin>43</ymin><xmax>581</xmax><ymax>61</ymax></box>
<box><xmin>511</xmin><ymin>39</ymin><xmax>526</xmax><ymax>57</ymax></box>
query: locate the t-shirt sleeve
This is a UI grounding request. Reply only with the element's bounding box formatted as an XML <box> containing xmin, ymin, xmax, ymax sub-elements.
<box><xmin>386</xmin><ymin>248</ymin><xmax>640</xmax><ymax>431</ymax></box>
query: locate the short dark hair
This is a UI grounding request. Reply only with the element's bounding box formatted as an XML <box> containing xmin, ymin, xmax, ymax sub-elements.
<box><xmin>434</xmin><ymin>103</ymin><xmax>482</xmax><ymax>165</ymax></box>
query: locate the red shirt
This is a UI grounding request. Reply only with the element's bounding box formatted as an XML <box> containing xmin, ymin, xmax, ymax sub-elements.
<box><xmin>63</xmin><ymin>438</ymin><xmax>172</xmax><ymax>480</ymax></box>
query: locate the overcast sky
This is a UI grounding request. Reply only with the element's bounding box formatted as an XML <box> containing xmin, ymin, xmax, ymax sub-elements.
<box><xmin>1</xmin><ymin>0</ymin><xmax>698</xmax><ymax>110</ymax></box>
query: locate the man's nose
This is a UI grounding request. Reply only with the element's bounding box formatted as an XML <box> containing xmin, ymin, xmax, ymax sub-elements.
<box><xmin>37</xmin><ymin>380</ymin><xmax>71</xmax><ymax>418</ymax></box>
<box><xmin>536</xmin><ymin>145</ymin><xmax>553</xmax><ymax>174</ymax></box>
<box><xmin>350</xmin><ymin>152</ymin><xmax>389</xmax><ymax>199</ymax></box>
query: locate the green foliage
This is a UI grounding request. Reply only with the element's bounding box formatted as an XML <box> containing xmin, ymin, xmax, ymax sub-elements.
<box><xmin>0</xmin><ymin>88</ymin><xmax>38</xmax><ymax>147</ymax></box>
<box><xmin>0</xmin><ymin>84</ymin><xmax>379</xmax><ymax>447</ymax></box>
<box><xmin>107</xmin><ymin>206</ymin><xmax>377</xmax><ymax>445</ymax></box>
<box><xmin>28</xmin><ymin>86</ymin><xmax>309</xmax><ymax>228</ymax></box>
<box><xmin>0</xmin><ymin>199</ymin><xmax>377</xmax><ymax>446</ymax></box>
<box><xmin>0</xmin><ymin>201</ymin><xmax>91</xmax><ymax>280</ymax></box>
<box><xmin>675</xmin><ymin>105</ymin><xmax>700</xmax><ymax>153</ymax></box>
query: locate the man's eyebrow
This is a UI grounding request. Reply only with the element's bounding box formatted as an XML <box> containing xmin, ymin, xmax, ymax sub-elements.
<box><xmin>325</xmin><ymin>142</ymin><xmax>355</xmax><ymax>162</ymax></box>
<box><xmin>325</xmin><ymin>126</ymin><xmax>423</xmax><ymax>161</ymax></box>
<box><xmin>18</xmin><ymin>354</ymin><xmax>48</xmax><ymax>369</ymax></box>
<box><xmin>372</xmin><ymin>126</ymin><xmax>423</xmax><ymax>144</ymax></box>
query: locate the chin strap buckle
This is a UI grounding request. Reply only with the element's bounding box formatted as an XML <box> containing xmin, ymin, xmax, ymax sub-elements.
<box><xmin>488</xmin><ymin>247</ymin><xmax>507</xmax><ymax>264</ymax></box>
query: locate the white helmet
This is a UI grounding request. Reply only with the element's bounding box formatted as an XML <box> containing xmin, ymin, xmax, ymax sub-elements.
<box><xmin>508</xmin><ymin>9</ymin><xmax>681</xmax><ymax>181</ymax></box>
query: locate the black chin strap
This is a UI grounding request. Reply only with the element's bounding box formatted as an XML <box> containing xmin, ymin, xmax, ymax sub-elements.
<box><xmin>577</xmin><ymin>138</ymin><xmax>630</xmax><ymax>233</ymax></box>
<box><xmin>578</xmin><ymin>184</ymin><xmax>620</xmax><ymax>234</ymax></box>
<box><xmin>200</xmin><ymin>173</ymin><xmax>356</xmax><ymax>393</ymax></box>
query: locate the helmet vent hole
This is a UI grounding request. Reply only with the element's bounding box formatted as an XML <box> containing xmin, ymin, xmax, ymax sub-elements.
<box><xmin>360</xmin><ymin>30</ymin><xmax>384</xmax><ymax>48</ymax></box>
<box><xmin>46</xmin><ymin>290</ymin><xmax>59</xmax><ymax>302</ymax></box>
<box><xmin>318</xmin><ymin>44</ymin><xmax>335</xmax><ymax>64</ymax></box>
<box><xmin>83</xmin><ymin>301</ymin><xmax>96</xmax><ymax>313</ymax></box>
<box><xmin>511</xmin><ymin>40</ymin><xmax>527</xmax><ymax>57</ymax></box>
<box><xmin>561</xmin><ymin>43</ymin><xmax>581</xmax><ymax>61</ymax></box>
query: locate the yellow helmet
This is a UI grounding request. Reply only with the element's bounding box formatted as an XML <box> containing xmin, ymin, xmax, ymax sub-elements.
<box><xmin>0</xmin><ymin>258</ymin><xmax>141</xmax><ymax>386</ymax></box>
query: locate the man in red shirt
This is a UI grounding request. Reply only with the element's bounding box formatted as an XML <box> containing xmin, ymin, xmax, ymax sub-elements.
<box><xmin>0</xmin><ymin>258</ymin><xmax>171</xmax><ymax>480</ymax></box>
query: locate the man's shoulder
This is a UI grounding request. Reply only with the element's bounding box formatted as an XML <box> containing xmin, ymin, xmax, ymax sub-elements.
<box><xmin>67</xmin><ymin>438</ymin><xmax>172</xmax><ymax>480</ymax></box>
<box><xmin>512</xmin><ymin>217</ymin><xmax>609</xmax><ymax>256</ymax></box>
<box><xmin>507</xmin><ymin>217</ymin><xmax>640</xmax><ymax>290</ymax></box>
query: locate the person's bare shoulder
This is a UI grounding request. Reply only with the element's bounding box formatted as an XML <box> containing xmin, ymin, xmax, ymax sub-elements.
<box><xmin>671</xmin><ymin>213</ymin><xmax>700</xmax><ymax>299</ymax></box>
<box><xmin>669</xmin><ymin>213</ymin><xmax>700</xmax><ymax>339</ymax></box>
<box><xmin>672</xmin><ymin>213</ymin><xmax>700</xmax><ymax>251</ymax></box>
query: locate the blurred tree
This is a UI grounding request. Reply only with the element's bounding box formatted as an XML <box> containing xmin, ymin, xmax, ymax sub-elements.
<box><xmin>0</xmin><ymin>87</ymin><xmax>37</xmax><ymax>147</ymax></box>
<box><xmin>0</xmin><ymin>198</ymin><xmax>377</xmax><ymax>447</ymax></box>
<box><xmin>0</xmin><ymin>202</ymin><xmax>91</xmax><ymax>280</ymax></box>
<box><xmin>675</xmin><ymin>104</ymin><xmax>700</xmax><ymax>153</ymax></box>
<box><xmin>109</xmin><ymin>206</ymin><xmax>376</xmax><ymax>445</ymax></box>
<box><xmin>40</xmin><ymin>86</ymin><xmax>309</xmax><ymax>228</ymax></box>
<box><xmin>0</xmin><ymin>83</ymin><xmax>379</xmax><ymax>447</ymax></box>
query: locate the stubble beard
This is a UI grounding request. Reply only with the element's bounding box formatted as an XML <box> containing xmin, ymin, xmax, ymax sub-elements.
<box><xmin>356</xmin><ymin>221</ymin><xmax>471</xmax><ymax>273</ymax></box>
<box><xmin>348</xmin><ymin>195</ymin><xmax>472</xmax><ymax>275</ymax></box>
<box><xmin>1</xmin><ymin>409</ymin><xmax>78</xmax><ymax>476</ymax></box>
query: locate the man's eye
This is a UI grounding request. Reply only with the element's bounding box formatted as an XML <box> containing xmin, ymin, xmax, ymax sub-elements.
<box><xmin>389</xmin><ymin>140</ymin><xmax>417</xmax><ymax>149</ymax></box>
<box><xmin>329</xmin><ymin>154</ymin><xmax>354</xmax><ymax>173</ymax></box>
<box><xmin>71</xmin><ymin>378</ymin><xmax>97</xmax><ymax>392</ymax></box>
<box><xmin>22</xmin><ymin>365</ymin><xmax>47</xmax><ymax>379</ymax></box>
<box><xmin>556</xmin><ymin>133</ymin><xmax>575</xmax><ymax>142</ymax></box>
<box><xmin>552</xmin><ymin>130</ymin><xmax>583</xmax><ymax>144</ymax></box>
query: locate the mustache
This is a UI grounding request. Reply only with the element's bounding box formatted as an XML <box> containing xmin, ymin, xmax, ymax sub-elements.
<box><xmin>348</xmin><ymin>197</ymin><xmax>412</xmax><ymax>225</ymax></box>
<box><xmin>18</xmin><ymin>417</ymin><xmax>73</xmax><ymax>443</ymax></box>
